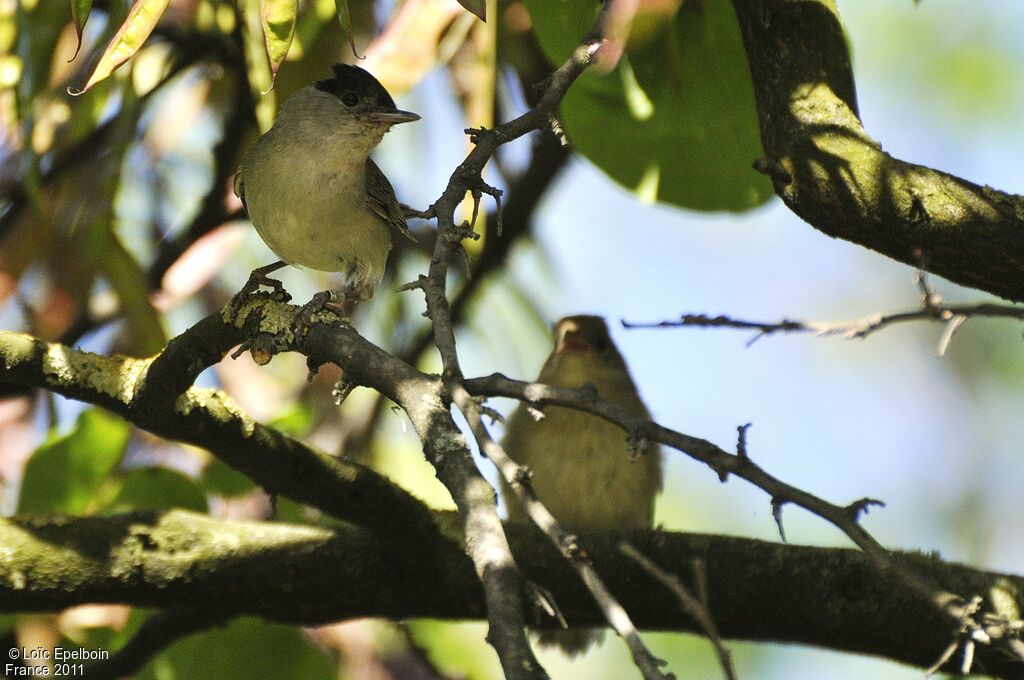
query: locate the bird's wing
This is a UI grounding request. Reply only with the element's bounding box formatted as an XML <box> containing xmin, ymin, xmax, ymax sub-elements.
<box><xmin>365</xmin><ymin>158</ymin><xmax>417</xmax><ymax>243</ymax></box>
<box><xmin>233</xmin><ymin>168</ymin><xmax>247</xmax><ymax>210</ymax></box>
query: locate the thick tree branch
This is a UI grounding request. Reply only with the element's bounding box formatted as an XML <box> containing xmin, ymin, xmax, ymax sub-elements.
<box><xmin>731</xmin><ymin>0</ymin><xmax>1024</xmax><ymax>302</ymax></box>
<box><xmin>0</xmin><ymin>325</ymin><xmax>442</xmax><ymax>550</ymax></box>
<box><xmin>2</xmin><ymin>512</ymin><xmax>1022</xmax><ymax>678</ymax></box>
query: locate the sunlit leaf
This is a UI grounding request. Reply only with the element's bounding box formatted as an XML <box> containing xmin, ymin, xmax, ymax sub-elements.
<box><xmin>69</xmin><ymin>0</ymin><xmax>93</xmax><ymax>60</ymax></box>
<box><xmin>456</xmin><ymin>0</ymin><xmax>486</xmax><ymax>21</ymax></box>
<box><xmin>18</xmin><ymin>410</ymin><xmax>129</xmax><ymax>515</ymax></box>
<box><xmin>525</xmin><ymin>0</ymin><xmax>772</xmax><ymax>211</ymax></box>
<box><xmin>106</xmin><ymin>467</ymin><xmax>209</xmax><ymax>513</ymax></box>
<box><xmin>260</xmin><ymin>0</ymin><xmax>298</xmax><ymax>83</ymax></box>
<box><xmin>241</xmin><ymin>0</ymin><xmax>275</xmax><ymax>127</ymax></box>
<box><xmin>73</xmin><ymin>0</ymin><xmax>171</xmax><ymax>94</ymax></box>
<box><xmin>451</xmin><ymin>4</ymin><xmax>496</xmax><ymax>245</ymax></box>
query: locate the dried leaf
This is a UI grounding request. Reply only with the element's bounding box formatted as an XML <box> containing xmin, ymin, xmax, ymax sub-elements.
<box><xmin>71</xmin><ymin>0</ymin><xmax>170</xmax><ymax>94</ymax></box>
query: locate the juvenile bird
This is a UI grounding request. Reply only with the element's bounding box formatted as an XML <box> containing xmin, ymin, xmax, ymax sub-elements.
<box><xmin>233</xmin><ymin>64</ymin><xmax>419</xmax><ymax>310</ymax></box>
<box><xmin>501</xmin><ymin>315</ymin><xmax>663</xmax><ymax>655</ymax></box>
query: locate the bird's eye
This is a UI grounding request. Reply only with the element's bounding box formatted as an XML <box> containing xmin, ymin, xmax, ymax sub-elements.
<box><xmin>341</xmin><ymin>92</ymin><xmax>358</xmax><ymax>107</ymax></box>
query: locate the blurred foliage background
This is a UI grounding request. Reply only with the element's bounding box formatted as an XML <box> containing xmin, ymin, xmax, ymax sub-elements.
<box><xmin>1</xmin><ymin>0</ymin><xmax>1023</xmax><ymax>678</ymax></box>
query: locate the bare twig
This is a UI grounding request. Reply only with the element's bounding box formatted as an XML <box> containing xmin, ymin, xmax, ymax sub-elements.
<box><xmin>461</xmin><ymin>372</ymin><xmax>1020</xmax><ymax>660</ymax></box>
<box><xmin>451</xmin><ymin>385</ymin><xmax>672</xmax><ymax>680</ymax></box>
<box><xmin>623</xmin><ymin>280</ymin><xmax>1024</xmax><ymax>354</ymax></box>
<box><xmin>620</xmin><ymin>544</ymin><xmax>736</xmax><ymax>680</ymax></box>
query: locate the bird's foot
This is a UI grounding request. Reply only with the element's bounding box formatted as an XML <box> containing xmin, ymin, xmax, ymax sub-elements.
<box><xmin>226</xmin><ymin>263</ymin><xmax>291</xmax><ymax>321</ymax></box>
<box><xmin>294</xmin><ymin>290</ymin><xmax>347</xmax><ymax>338</ymax></box>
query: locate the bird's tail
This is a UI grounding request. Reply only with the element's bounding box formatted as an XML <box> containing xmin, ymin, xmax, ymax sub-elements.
<box><xmin>536</xmin><ymin>628</ymin><xmax>604</xmax><ymax>656</ymax></box>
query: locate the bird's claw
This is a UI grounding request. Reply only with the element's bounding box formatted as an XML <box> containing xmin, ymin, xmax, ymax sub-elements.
<box><xmin>294</xmin><ymin>290</ymin><xmax>346</xmax><ymax>338</ymax></box>
<box><xmin>227</xmin><ymin>268</ymin><xmax>291</xmax><ymax>320</ymax></box>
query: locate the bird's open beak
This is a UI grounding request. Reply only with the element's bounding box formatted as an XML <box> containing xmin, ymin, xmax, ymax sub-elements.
<box><xmin>555</xmin><ymin>329</ymin><xmax>592</xmax><ymax>355</ymax></box>
<box><xmin>368</xmin><ymin>109</ymin><xmax>420</xmax><ymax>125</ymax></box>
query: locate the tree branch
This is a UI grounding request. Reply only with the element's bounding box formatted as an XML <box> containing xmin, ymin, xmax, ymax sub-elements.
<box><xmin>732</xmin><ymin>0</ymin><xmax>1024</xmax><ymax>302</ymax></box>
<box><xmin>462</xmin><ymin>372</ymin><xmax>1023</xmax><ymax>665</ymax></box>
<box><xmin>0</xmin><ymin>325</ymin><xmax>442</xmax><ymax>550</ymax></box>
<box><xmin>2</xmin><ymin>512</ymin><xmax>1022</xmax><ymax>678</ymax></box>
<box><xmin>623</xmin><ymin>273</ymin><xmax>1024</xmax><ymax>352</ymax></box>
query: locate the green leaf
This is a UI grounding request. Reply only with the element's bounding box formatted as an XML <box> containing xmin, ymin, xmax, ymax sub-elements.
<box><xmin>406</xmin><ymin>621</ymin><xmax>500</xmax><ymax>679</ymax></box>
<box><xmin>522</xmin><ymin>0</ymin><xmax>593</xmax><ymax>66</ymax></box>
<box><xmin>267</xmin><ymin>404</ymin><xmax>314</xmax><ymax>437</ymax></box>
<box><xmin>199</xmin><ymin>458</ymin><xmax>256</xmax><ymax>498</ymax></box>
<box><xmin>456</xmin><ymin>0</ymin><xmax>486</xmax><ymax>21</ymax></box>
<box><xmin>107</xmin><ymin>467</ymin><xmax>208</xmax><ymax>513</ymax></box>
<box><xmin>72</xmin><ymin>0</ymin><xmax>171</xmax><ymax>94</ymax></box>
<box><xmin>260</xmin><ymin>0</ymin><xmax>298</xmax><ymax>83</ymax></box>
<box><xmin>334</xmin><ymin>0</ymin><xmax>360</xmax><ymax>58</ymax></box>
<box><xmin>95</xmin><ymin>228</ymin><xmax>167</xmax><ymax>355</ymax></box>
<box><xmin>69</xmin><ymin>0</ymin><xmax>93</xmax><ymax>60</ymax></box>
<box><xmin>526</xmin><ymin>0</ymin><xmax>772</xmax><ymax>211</ymax></box>
<box><xmin>18</xmin><ymin>409</ymin><xmax>129</xmax><ymax>515</ymax></box>
<box><xmin>273</xmin><ymin>496</ymin><xmax>312</xmax><ymax>524</ymax></box>
<box><xmin>137</xmin><ymin>617</ymin><xmax>335</xmax><ymax>680</ymax></box>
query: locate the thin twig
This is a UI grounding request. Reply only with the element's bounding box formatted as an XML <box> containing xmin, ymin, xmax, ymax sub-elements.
<box><xmin>623</xmin><ymin>284</ymin><xmax>1024</xmax><ymax>353</ymax></box>
<box><xmin>451</xmin><ymin>385</ymin><xmax>672</xmax><ymax>680</ymax></box>
<box><xmin>620</xmin><ymin>544</ymin><xmax>736</xmax><ymax>680</ymax></box>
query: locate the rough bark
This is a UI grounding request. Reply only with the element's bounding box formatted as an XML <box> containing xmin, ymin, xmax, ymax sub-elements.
<box><xmin>732</xmin><ymin>0</ymin><xmax>1024</xmax><ymax>301</ymax></box>
<box><xmin>1</xmin><ymin>512</ymin><xmax>1021</xmax><ymax>678</ymax></box>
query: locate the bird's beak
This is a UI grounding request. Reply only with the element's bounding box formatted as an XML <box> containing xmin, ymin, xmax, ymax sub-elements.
<box><xmin>367</xmin><ymin>109</ymin><xmax>420</xmax><ymax>125</ymax></box>
<box><xmin>556</xmin><ymin>328</ymin><xmax>592</xmax><ymax>355</ymax></box>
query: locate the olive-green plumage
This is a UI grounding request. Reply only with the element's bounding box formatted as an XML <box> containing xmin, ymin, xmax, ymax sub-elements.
<box><xmin>501</xmin><ymin>315</ymin><xmax>663</xmax><ymax>654</ymax></box>
<box><xmin>234</xmin><ymin>64</ymin><xmax>417</xmax><ymax>302</ymax></box>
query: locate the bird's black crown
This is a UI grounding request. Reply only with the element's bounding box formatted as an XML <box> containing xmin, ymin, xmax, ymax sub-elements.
<box><xmin>314</xmin><ymin>64</ymin><xmax>398</xmax><ymax>111</ymax></box>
